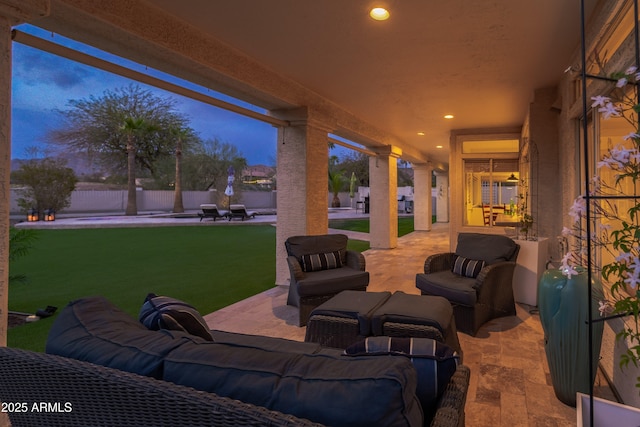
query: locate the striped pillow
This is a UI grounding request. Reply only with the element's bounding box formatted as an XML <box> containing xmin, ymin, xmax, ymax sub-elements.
<box><xmin>451</xmin><ymin>254</ymin><xmax>485</xmax><ymax>278</ymax></box>
<box><xmin>344</xmin><ymin>336</ymin><xmax>460</xmax><ymax>420</ymax></box>
<box><xmin>139</xmin><ymin>293</ymin><xmax>213</xmax><ymax>341</ymax></box>
<box><xmin>301</xmin><ymin>251</ymin><xmax>342</xmax><ymax>272</ymax></box>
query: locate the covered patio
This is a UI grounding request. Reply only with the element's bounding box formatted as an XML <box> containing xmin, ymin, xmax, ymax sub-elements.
<box><xmin>1</xmin><ymin>0</ymin><xmax>638</xmax><ymax>421</ymax></box>
<box><xmin>206</xmin><ymin>222</ymin><xmax>614</xmax><ymax>425</ymax></box>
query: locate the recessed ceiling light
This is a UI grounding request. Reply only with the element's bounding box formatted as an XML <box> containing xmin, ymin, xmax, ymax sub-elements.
<box><xmin>444</xmin><ymin>114</ymin><xmax>454</xmax><ymax>119</ymax></box>
<box><xmin>370</xmin><ymin>7</ymin><xmax>390</xmax><ymax>21</ymax></box>
<box><xmin>417</xmin><ymin>132</ymin><xmax>425</xmax><ymax>136</ymax></box>
<box><xmin>436</xmin><ymin>145</ymin><xmax>443</xmax><ymax>149</ymax></box>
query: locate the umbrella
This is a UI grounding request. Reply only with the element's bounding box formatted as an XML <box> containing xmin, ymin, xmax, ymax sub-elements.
<box><xmin>224</xmin><ymin>166</ymin><xmax>235</xmax><ymax>206</ymax></box>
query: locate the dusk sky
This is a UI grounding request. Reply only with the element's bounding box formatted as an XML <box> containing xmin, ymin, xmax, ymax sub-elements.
<box><xmin>11</xmin><ymin>24</ymin><xmax>292</xmax><ymax>166</ymax></box>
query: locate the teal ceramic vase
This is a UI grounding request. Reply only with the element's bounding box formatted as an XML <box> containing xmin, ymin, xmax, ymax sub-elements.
<box><xmin>538</xmin><ymin>268</ymin><xmax>604</xmax><ymax>407</ymax></box>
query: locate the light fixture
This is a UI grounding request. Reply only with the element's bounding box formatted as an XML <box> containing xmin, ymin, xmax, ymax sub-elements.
<box><xmin>506</xmin><ymin>173</ymin><xmax>518</xmax><ymax>182</ymax></box>
<box><xmin>370</xmin><ymin>7</ymin><xmax>390</xmax><ymax>21</ymax></box>
<box><xmin>26</xmin><ymin>208</ymin><xmax>39</xmax><ymax>222</ymax></box>
<box><xmin>43</xmin><ymin>209</ymin><xmax>56</xmax><ymax>221</ymax></box>
<box><xmin>417</xmin><ymin>132</ymin><xmax>425</xmax><ymax>136</ymax></box>
<box><xmin>444</xmin><ymin>114</ymin><xmax>454</xmax><ymax>119</ymax></box>
<box><xmin>436</xmin><ymin>145</ymin><xmax>443</xmax><ymax>149</ymax></box>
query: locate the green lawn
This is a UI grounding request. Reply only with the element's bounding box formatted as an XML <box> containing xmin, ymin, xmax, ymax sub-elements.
<box><xmin>9</xmin><ymin>225</ymin><xmax>367</xmax><ymax>352</ymax></box>
<box><xmin>329</xmin><ymin>216</ymin><xmax>415</xmax><ymax>237</ymax></box>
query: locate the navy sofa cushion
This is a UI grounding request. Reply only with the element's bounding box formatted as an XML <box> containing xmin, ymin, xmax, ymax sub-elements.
<box><xmin>163</xmin><ymin>340</ymin><xmax>423</xmax><ymax>427</ymax></box>
<box><xmin>209</xmin><ymin>329</ymin><xmax>323</xmax><ymax>354</ymax></box>
<box><xmin>46</xmin><ymin>296</ymin><xmax>203</xmax><ymax>379</ymax></box>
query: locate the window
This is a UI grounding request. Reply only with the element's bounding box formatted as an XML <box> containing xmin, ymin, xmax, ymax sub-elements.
<box><xmin>462</xmin><ymin>139</ymin><xmax>519</xmax><ymax>154</ymax></box>
<box><xmin>597</xmin><ymin>107</ymin><xmax>635</xmax><ymax>272</ymax></box>
<box><xmin>463</xmin><ymin>159</ymin><xmax>519</xmax><ymax>227</ymax></box>
<box><xmin>580</xmin><ymin>90</ymin><xmax>636</xmax><ymax>278</ymax></box>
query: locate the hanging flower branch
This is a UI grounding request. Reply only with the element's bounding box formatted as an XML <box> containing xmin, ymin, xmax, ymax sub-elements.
<box><xmin>562</xmin><ymin>65</ymin><xmax>640</xmax><ymax>383</ymax></box>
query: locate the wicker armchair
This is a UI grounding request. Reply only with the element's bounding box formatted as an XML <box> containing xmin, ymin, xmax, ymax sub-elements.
<box><xmin>416</xmin><ymin>232</ymin><xmax>519</xmax><ymax>336</ymax></box>
<box><xmin>285</xmin><ymin>234</ymin><xmax>369</xmax><ymax>326</ymax></box>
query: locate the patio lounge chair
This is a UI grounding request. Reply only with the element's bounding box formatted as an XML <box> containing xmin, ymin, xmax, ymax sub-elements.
<box><xmin>285</xmin><ymin>234</ymin><xmax>369</xmax><ymax>326</ymax></box>
<box><xmin>198</xmin><ymin>204</ymin><xmax>227</xmax><ymax>221</ymax></box>
<box><xmin>228</xmin><ymin>204</ymin><xmax>257</xmax><ymax>221</ymax></box>
<box><xmin>416</xmin><ymin>232</ymin><xmax>519</xmax><ymax>336</ymax></box>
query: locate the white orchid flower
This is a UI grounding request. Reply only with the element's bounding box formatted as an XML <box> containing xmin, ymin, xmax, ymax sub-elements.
<box><xmin>568</xmin><ymin>197</ymin><xmax>586</xmax><ymax>223</ymax></box>
<box><xmin>599</xmin><ymin>102</ymin><xmax>621</xmax><ymax>119</ymax></box>
<box><xmin>561</xmin><ymin>252</ymin><xmax>579</xmax><ymax>278</ymax></box>
<box><xmin>591</xmin><ymin>96</ymin><xmax>610</xmax><ymax>108</ymax></box>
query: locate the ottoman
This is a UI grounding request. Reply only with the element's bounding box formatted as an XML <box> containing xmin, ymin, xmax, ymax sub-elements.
<box><xmin>305</xmin><ymin>290</ymin><xmax>462</xmax><ymax>359</ymax></box>
<box><xmin>304</xmin><ymin>291</ymin><xmax>391</xmax><ymax>349</ymax></box>
<box><xmin>370</xmin><ymin>291</ymin><xmax>462</xmax><ymax>358</ymax></box>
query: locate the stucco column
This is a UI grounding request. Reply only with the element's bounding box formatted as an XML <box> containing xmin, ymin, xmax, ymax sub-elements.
<box><xmin>0</xmin><ymin>0</ymin><xmax>49</xmax><ymax>346</ymax></box>
<box><xmin>412</xmin><ymin>162</ymin><xmax>433</xmax><ymax>231</ymax></box>
<box><xmin>273</xmin><ymin>108</ymin><xmax>330</xmax><ymax>285</ymax></box>
<box><xmin>369</xmin><ymin>146</ymin><xmax>400</xmax><ymax>249</ymax></box>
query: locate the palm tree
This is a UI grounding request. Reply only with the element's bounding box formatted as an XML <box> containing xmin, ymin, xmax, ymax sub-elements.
<box><xmin>122</xmin><ymin>117</ymin><xmax>147</xmax><ymax>216</ymax></box>
<box><xmin>170</xmin><ymin>126</ymin><xmax>190</xmax><ymax>213</ymax></box>
<box><xmin>328</xmin><ymin>170</ymin><xmax>345</xmax><ymax>208</ymax></box>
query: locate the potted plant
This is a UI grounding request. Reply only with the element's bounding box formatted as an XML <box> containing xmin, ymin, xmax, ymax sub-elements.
<box><xmin>516</xmin><ymin>178</ymin><xmax>535</xmax><ymax>240</ymax></box>
<box><xmin>551</xmin><ymin>65</ymin><xmax>640</xmax><ymax>414</ymax></box>
<box><xmin>518</xmin><ymin>213</ymin><xmax>534</xmax><ymax>240</ymax></box>
<box><xmin>328</xmin><ymin>171</ymin><xmax>345</xmax><ymax>208</ymax></box>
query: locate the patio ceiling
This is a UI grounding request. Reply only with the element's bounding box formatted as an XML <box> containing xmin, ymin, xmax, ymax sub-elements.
<box><xmin>141</xmin><ymin>0</ymin><xmax>596</xmax><ymax>169</ymax></box>
<box><xmin>31</xmin><ymin>0</ymin><xmax>597</xmax><ymax>169</ymax></box>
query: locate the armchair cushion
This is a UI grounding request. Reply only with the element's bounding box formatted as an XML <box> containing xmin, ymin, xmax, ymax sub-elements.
<box><xmin>296</xmin><ymin>267</ymin><xmax>370</xmax><ymax>297</ymax></box>
<box><xmin>456</xmin><ymin>232</ymin><xmax>518</xmax><ymax>264</ymax></box>
<box><xmin>416</xmin><ymin>271</ymin><xmax>477</xmax><ymax>307</ymax></box>
<box><xmin>301</xmin><ymin>251</ymin><xmax>343</xmax><ymax>272</ymax></box>
<box><xmin>451</xmin><ymin>255</ymin><xmax>485</xmax><ymax>278</ymax></box>
<box><xmin>286</xmin><ymin>234</ymin><xmax>348</xmax><ymax>264</ymax></box>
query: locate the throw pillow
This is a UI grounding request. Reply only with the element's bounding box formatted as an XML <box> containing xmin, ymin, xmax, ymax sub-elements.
<box><xmin>451</xmin><ymin>254</ymin><xmax>485</xmax><ymax>278</ymax></box>
<box><xmin>344</xmin><ymin>336</ymin><xmax>460</xmax><ymax>420</ymax></box>
<box><xmin>301</xmin><ymin>251</ymin><xmax>343</xmax><ymax>272</ymax></box>
<box><xmin>139</xmin><ymin>293</ymin><xmax>213</xmax><ymax>341</ymax></box>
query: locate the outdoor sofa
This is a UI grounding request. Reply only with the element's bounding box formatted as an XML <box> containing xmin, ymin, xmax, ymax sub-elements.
<box><xmin>0</xmin><ymin>296</ymin><xmax>470</xmax><ymax>427</ymax></box>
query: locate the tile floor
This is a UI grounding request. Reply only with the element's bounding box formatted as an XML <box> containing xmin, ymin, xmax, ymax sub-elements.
<box><xmin>204</xmin><ymin>222</ymin><xmax>616</xmax><ymax>427</ymax></box>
